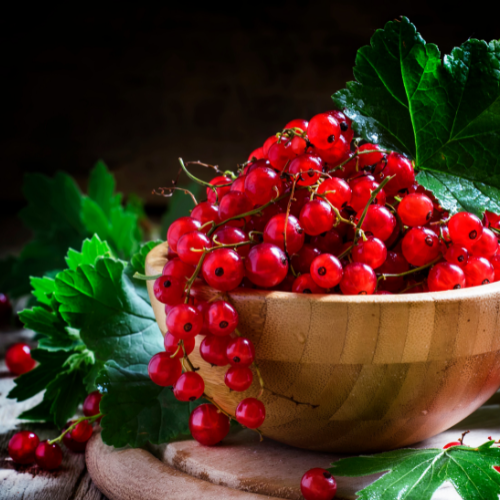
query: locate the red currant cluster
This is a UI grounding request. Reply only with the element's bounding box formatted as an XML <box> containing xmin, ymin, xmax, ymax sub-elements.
<box><xmin>153</xmin><ymin>109</ymin><xmax>500</xmax><ymax>446</ymax></box>
<box><xmin>7</xmin><ymin>391</ymin><xmax>102</xmax><ymax>470</ymax></box>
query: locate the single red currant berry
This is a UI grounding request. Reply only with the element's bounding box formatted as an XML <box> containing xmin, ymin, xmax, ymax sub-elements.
<box><xmin>377</xmin><ymin>251</ymin><xmax>410</xmax><ymax>292</ymax></box>
<box><xmin>207</xmin><ymin>175</ymin><xmax>232</xmax><ymax>204</ymax></box>
<box><xmin>245</xmin><ymin>243</ymin><xmax>289</xmax><ymax>288</ymax></box>
<box><xmin>167</xmin><ymin>304</ymin><xmax>203</xmax><ymax>339</ymax></box>
<box><xmin>200</xmin><ymin>335</ymin><xmax>230</xmax><ymax>366</ymax></box>
<box><xmin>231</xmin><ymin>175</ymin><xmax>246</xmax><ymax>192</ymax></box>
<box><xmin>340</xmin><ymin>262</ymin><xmax>377</xmax><ymax>295</ymax></box>
<box><xmin>463</xmin><ymin>256</ymin><xmax>495</xmax><ymax>287</ymax></box>
<box><xmin>427</xmin><ymin>262</ymin><xmax>466</xmax><ymax>292</ymax></box>
<box><xmin>357</xmin><ymin>205</ymin><xmax>396</xmax><ymax>242</ymax></box>
<box><xmin>291</xmin><ymin>135</ymin><xmax>308</xmax><ymax>156</ymax></box>
<box><xmin>164</xmin><ymin>333</ymin><xmax>195</xmax><ymax>357</ymax></box>
<box><xmin>300</xmin><ymin>199</ymin><xmax>334</xmax><ymax>236</ymax></box>
<box><xmin>235</xmin><ymin>397</ymin><xmax>266</xmax><ymax>429</ymax></box>
<box><xmin>189</xmin><ymin>403</ymin><xmax>230</xmax><ymax>446</ymax></box>
<box><xmin>177</xmin><ymin>231</ymin><xmax>212</xmax><ymax>266</ymax></box>
<box><xmin>317</xmin><ymin>134</ymin><xmax>351</xmax><ymax>166</ymax></box>
<box><xmin>330</xmin><ymin>110</ymin><xmax>354</xmax><ymax>143</ymax></box>
<box><xmin>317</xmin><ymin>177</ymin><xmax>352</xmax><ymax>209</ymax></box>
<box><xmin>310</xmin><ymin>229</ymin><xmax>343</xmax><ymax>255</ymax></box>
<box><xmin>247</xmin><ymin>147</ymin><xmax>265</xmax><ymax>162</ymax></box>
<box><xmin>244</xmin><ymin>166</ymin><xmax>283</xmax><ymax>205</ymax></box>
<box><xmin>148</xmin><ymin>352</ymin><xmax>182</xmax><ymax>386</ymax></box>
<box><xmin>207</xmin><ymin>301</ymin><xmax>239</xmax><ymax>336</ymax></box>
<box><xmin>300</xmin><ymin>468</ymin><xmax>337</xmax><ymax>500</ymax></box>
<box><xmin>491</xmin><ymin>253</ymin><xmax>500</xmax><ymax>282</ymax></box>
<box><xmin>213</xmin><ymin>226</ymin><xmax>251</xmax><ymax>258</ymax></box>
<box><xmin>352</xmin><ymin>236</ymin><xmax>387</xmax><ymax>269</ymax></box>
<box><xmin>247</xmin><ymin>202</ymin><xmax>283</xmax><ymax>233</ymax></box>
<box><xmin>445</xmin><ymin>245</ymin><xmax>469</xmax><ymax>267</ymax></box>
<box><xmin>448</xmin><ymin>212</ymin><xmax>484</xmax><ymax>250</ymax></box>
<box><xmin>310</xmin><ymin>254</ymin><xmax>343</xmax><ymax>289</ymax></box>
<box><xmin>5</xmin><ymin>343</ymin><xmax>36</xmax><ymax>375</ymax></box>
<box><xmin>290</xmin><ymin>244</ymin><xmax>322</xmax><ymax>274</ymax></box>
<box><xmin>285</xmin><ymin>118</ymin><xmax>309</xmax><ymax>131</ymax></box>
<box><xmin>263</xmin><ymin>135</ymin><xmax>279</xmax><ymax>157</ymax></box>
<box><xmin>35</xmin><ymin>441</ymin><xmax>63</xmax><ymax>470</ymax></box>
<box><xmin>162</xmin><ymin>258</ymin><xmax>195</xmax><ymax>281</ymax></box>
<box><xmin>63</xmin><ymin>422</ymin><xmax>87</xmax><ymax>452</ymax></box>
<box><xmin>292</xmin><ymin>273</ymin><xmax>326</xmax><ymax>294</ymax></box>
<box><xmin>83</xmin><ymin>391</ymin><xmax>102</xmax><ymax>417</ymax></box>
<box><xmin>8</xmin><ymin>431</ymin><xmax>39</xmax><ymax>464</ymax></box>
<box><xmin>167</xmin><ymin>217</ymin><xmax>201</xmax><ymax>253</ymax></box>
<box><xmin>173</xmin><ymin>372</ymin><xmax>205</xmax><ymax>402</ymax></box>
<box><xmin>195</xmin><ymin>300</ymin><xmax>211</xmax><ymax>335</ymax></box>
<box><xmin>202</xmin><ymin>248</ymin><xmax>244</xmax><ymax>291</ymax></box>
<box><xmin>268</xmin><ymin>139</ymin><xmax>294</xmax><ymax>172</ymax></box>
<box><xmin>443</xmin><ymin>441</ymin><xmax>462</xmax><ymax>449</ymax></box>
<box><xmin>191</xmin><ymin>201</ymin><xmax>220</xmax><ymax>227</ymax></box>
<box><xmin>357</xmin><ymin>143</ymin><xmax>385</xmax><ymax>167</ymax></box>
<box><xmin>218</xmin><ymin>191</ymin><xmax>254</xmax><ymax>227</ymax></box>
<box><xmin>471</xmin><ymin>227</ymin><xmax>498</xmax><ymax>258</ymax></box>
<box><xmin>288</xmin><ymin>154</ymin><xmax>324</xmax><ymax>186</ymax></box>
<box><xmin>224</xmin><ymin>366</ymin><xmax>253</xmax><ymax>392</ymax></box>
<box><xmin>348</xmin><ymin>175</ymin><xmax>386</xmax><ymax>212</ymax></box>
<box><xmin>402</xmin><ymin>227</ymin><xmax>441</xmax><ymax>266</ymax></box>
<box><xmin>71</xmin><ymin>420</ymin><xmax>93</xmax><ymax>443</ymax></box>
<box><xmin>307</xmin><ymin>113</ymin><xmax>341</xmax><ymax>150</ymax></box>
<box><xmin>154</xmin><ymin>274</ymin><xmax>185</xmax><ymax>306</ymax></box>
<box><xmin>263</xmin><ymin>213</ymin><xmax>305</xmax><ymax>255</ymax></box>
<box><xmin>397</xmin><ymin>193</ymin><xmax>434</xmax><ymax>227</ymax></box>
<box><xmin>284</xmin><ymin>188</ymin><xmax>311</xmax><ymax>218</ymax></box>
<box><xmin>226</xmin><ymin>337</ymin><xmax>255</xmax><ymax>367</ymax></box>
<box><xmin>374</xmin><ymin>152</ymin><xmax>415</xmax><ymax>196</ymax></box>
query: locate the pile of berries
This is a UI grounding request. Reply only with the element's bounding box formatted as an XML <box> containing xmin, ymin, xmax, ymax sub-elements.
<box><xmin>151</xmin><ymin>109</ymin><xmax>500</xmax><ymax>447</ymax></box>
<box><xmin>7</xmin><ymin>391</ymin><xmax>102</xmax><ymax>470</ymax></box>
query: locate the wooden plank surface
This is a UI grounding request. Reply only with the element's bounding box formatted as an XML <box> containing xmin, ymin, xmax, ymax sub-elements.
<box><xmin>0</xmin><ymin>328</ymin><xmax>107</xmax><ymax>500</ymax></box>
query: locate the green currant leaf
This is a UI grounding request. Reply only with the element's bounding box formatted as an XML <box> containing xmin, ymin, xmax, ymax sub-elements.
<box><xmin>332</xmin><ymin>17</ymin><xmax>500</xmax><ymax>215</ymax></box>
<box><xmin>88</xmin><ymin>160</ymin><xmax>120</xmax><ymax>218</ymax></box>
<box><xmin>30</xmin><ymin>276</ymin><xmax>56</xmax><ymax>306</ymax></box>
<box><xmin>330</xmin><ymin>442</ymin><xmax>500</xmax><ymax>500</ymax></box>
<box><xmin>129</xmin><ymin>240</ymin><xmax>163</xmax><ymax>275</ymax></box>
<box><xmin>65</xmin><ymin>234</ymin><xmax>113</xmax><ymax>270</ymax></box>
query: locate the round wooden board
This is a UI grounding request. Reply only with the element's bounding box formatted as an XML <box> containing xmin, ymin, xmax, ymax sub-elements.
<box><xmin>87</xmin><ymin>395</ymin><xmax>500</xmax><ymax>500</ymax></box>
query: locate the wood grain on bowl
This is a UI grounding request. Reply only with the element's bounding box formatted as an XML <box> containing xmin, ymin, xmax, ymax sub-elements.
<box><xmin>146</xmin><ymin>242</ymin><xmax>500</xmax><ymax>453</ymax></box>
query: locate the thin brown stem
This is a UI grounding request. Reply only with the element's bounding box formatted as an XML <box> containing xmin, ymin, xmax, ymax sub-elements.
<box><xmin>153</xmin><ymin>186</ymin><xmax>198</xmax><ymax>206</ymax></box>
<box><xmin>377</xmin><ymin>256</ymin><xmax>441</xmax><ymax>283</ymax></box>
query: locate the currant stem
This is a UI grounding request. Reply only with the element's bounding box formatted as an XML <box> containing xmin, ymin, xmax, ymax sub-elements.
<box><xmin>315</xmin><ymin>194</ymin><xmax>354</xmax><ymax>227</ymax></box>
<box><xmin>326</xmin><ymin>148</ymin><xmax>390</xmax><ymax>174</ymax></box>
<box><xmin>284</xmin><ymin>176</ymin><xmax>299</xmax><ymax>261</ymax></box>
<box><xmin>48</xmin><ymin>413</ymin><xmax>103</xmax><ymax>445</ymax></box>
<box><xmin>153</xmin><ymin>186</ymin><xmax>198</xmax><ymax>206</ymax></box>
<box><xmin>377</xmin><ymin>256</ymin><xmax>441</xmax><ymax>283</ymax></box>
<box><xmin>133</xmin><ymin>272</ymin><xmax>163</xmax><ymax>281</ymax></box>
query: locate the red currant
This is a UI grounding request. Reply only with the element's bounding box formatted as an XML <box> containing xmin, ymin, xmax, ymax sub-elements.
<box><xmin>443</xmin><ymin>441</ymin><xmax>461</xmax><ymax>449</ymax></box>
<box><xmin>263</xmin><ymin>213</ymin><xmax>305</xmax><ymax>255</ymax></box>
<box><xmin>247</xmin><ymin>202</ymin><xmax>283</xmax><ymax>232</ymax></box>
<box><xmin>471</xmin><ymin>227</ymin><xmax>498</xmax><ymax>258</ymax></box>
<box><xmin>340</xmin><ymin>262</ymin><xmax>377</xmax><ymax>295</ymax></box>
<box><xmin>153</xmin><ymin>274</ymin><xmax>185</xmax><ymax>306</ymax></box>
<box><xmin>8</xmin><ymin>431</ymin><xmax>39</xmax><ymax>464</ymax></box>
<box><xmin>213</xmin><ymin>226</ymin><xmax>251</xmax><ymax>257</ymax></box>
<box><xmin>263</xmin><ymin>136</ymin><xmax>279</xmax><ymax>156</ymax></box>
<box><xmin>448</xmin><ymin>212</ymin><xmax>483</xmax><ymax>250</ymax></box>
<box><xmin>207</xmin><ymin>175</ymin><xmax>232</xmax><ymax>204</ymax></box>
<box><xmin>348</xmin><ymin>175</ymin><xmax>386</xmax><ymax>212</ymax></box>
<box><xmin>189</xmin><ymin>404</ymin><xmax>230</xmax><ymax>446</ymax></box>
<box><xmin>5</xmin><ymin>343</ymin><xmax>36</xmax><ymax>375</ymax></box>
<box><xmin>202</xmin><ymin>248</ymin><xmax>244</xmax><ymax>291</ymax></box>
<box><xmin>177</xmin><ymin>231</ymin><xmax>212</xmax><ymax>266</ymax></box>
<box><xmin>300</xmin><ymin>468</ymin><xmax>337</xmax><ymax>500</ymax></box>
<box><xmin>164</xmin><ymin>333</ymin><xmax>195</xmax><ymax>357</ymax></box>
<box><xmin>200</xmin><ymin>335</ymin><xmax>230</xmax><ymax>366</ymax></box>
<box><xmin>445</xmin><ymin>245</ymin><xmax>469</xmax><ymax>267</ymax></box>
<box><xmin>231</xmin><ymin>175</ymin><xmax>246</xmax><ymax>193</ymax></box>
<box><xmin>427</xmin><ymin>263</ymin><xmax>466</xmax><ymax>292</ymax></box>
<box><xmin>463</xmin><ymin>256</ymin><xmax>495</xmax><ymax>287</ymax></box>
<box><xmin>224</xmin><ymin>366</ymin><xmax>253</xmax><ymax>392</ymax></box>
<box><xmin>374</xmin><ymin>152</ymin><xmax>415</xmax><ymax>196</ymax></box>
<box><xmin>148</xmin><ymin>352</ymin><xmax>182</xmax><ymax>386</ymax></box>
<box><xmin>244</xmin><ymin>166</ymin><xmax>283</xmax><ymax>205</ymax></box>
<box><xmin>290</xmin><ymin>244</ymin><xmax>321</xmax><ymax>274</ymax></box>
<box><xmin>167</xmin><ymin>217</ymin><xmax>201</xmax><ymax>253</ymax></box>
<box><xmin>166</xmin><ymin>304</ymin><xmax>203</xmax><ymax>339</ymax></box>
<box><xmin>226</xmin><ymin>337</ymin><xmax>255</xmax><ymax>367</ymax></box>
<box><xmin>207</xmin><ymin>301</ymin><xmax>238</xmax><ymax>336</ymax></box>
<box><xmin>357</xmin><ymin>143</ymin><xmax>385</xmax><ymax>167</ymax></box>
<box><xmin>162</xmin><ymin>258</ymin><xmax>195</xmax><ymax>281</ymax></box>
<box><xmin>352</xmin><ymin>236</ymin><xmax>387</xmax><ymax>269</ymax></box>
<box><xmin>292</xmin><ymin>273</ymin><xmax>326</xmax><ymax>294</ymax></box>
<box><xmin>245</xmin><ymin>243</ymin><xmax>289</xmax><ymax>288</ymax></box>
<box><xmin>63</xmin><ymin>422</ymin><xmax>87</xmax><ymax>452</ymax></box>
<box><xmin>310</xmin><ymin>254</ymin><xmax>343</xmax><ymax>288</ymax></box>
<box><xmin>35</xmin><ymin>441</ymin><xmax>63</xmax><ymax>470</ymax></box>
<box><xmin>357</xmin><ymin>205</ymin><xmax>396</xmax><ymax>242</ymax></box>
<box><xmin>247</xmin><ymin>147</ymin><xmax>265</xmax><ymax>162</ymax></box>
<box><xmin>285</xmin><ymin>118</ymin><xmax>309</xmax><ymax>131</ymax></box>
<box><xmin>308</xmin><ymin>113</ymin><xmax>341</xmax><ymax>150</ymax></box>
<box><xmin>191</xmin><ymin>201</ymin><xmax>220</xmax><ymax>227</ymax></box>
<box><xmin>288</xmin><ymin>154</ymin><xmax>324</xmax><ymax>186</ymax></box>
<box><xmin>71</xmin><ymin>420</ymin><xmax>93</xmax><ymax>443</ymax></box>
<box><xmin>491</xmin><ymin>254</ymin><xmax>500</xmax><ymax>281</ymax></box>
<box><xmin>300</xmin><ymin>199</ymin><xmax>334</xmax><ymax>236</ymax></box>
<box><xmin>173</xmin><ymin>372</ymin><xmax>205</xmax><ymax>402</ymax></box>
<box><xmin>268</xmin><ymin>139</ymin><xmax>294</xmax><ymax>172</ymax></box>
<box><xmin>83</xmin><ymin>391</ymin><xmax>102</xmax><ymax>417</ymax></box>
<box><xmin>235</xmin><ymin>398</ymin><xmax>266</xmax><ymax>428</ymax></box>
<box><xmin>317</xmin><ymin>177</ymin><xmax>351</xmax><ymax>209</ymax></box>
<box><xmin>397</xmin><ymin>193</ymin><xmax>434</xmax><ymax>227</ymax></box>
<box><xmin>377</xmin><ymin>251</ymin><xmax>409</xmax><ymax>292</ymax></box>
<box><xmin>311</xmin><ymin>229</ymin><xmax>343</xmax><ymax>255</ymax></box>
<box><xmin>402</xmin><ymin>227</ymin><xmax>441</xmax><ymax>266</ymax></box>
<box><xmin>317</xmin><ymin>134</ymin><xmax>350</xmax><ymax>166</ymax></box>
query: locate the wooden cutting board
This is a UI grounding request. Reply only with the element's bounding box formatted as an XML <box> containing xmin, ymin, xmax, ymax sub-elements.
<box><xmin>87</xmin><ymin>394</ymin><xmax>500</xmax><ymax>500</ymax></box>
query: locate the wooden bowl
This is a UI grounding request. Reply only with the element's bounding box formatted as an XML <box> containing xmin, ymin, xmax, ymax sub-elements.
<box><xmin>146</xmin><ymin>242</ymin><xmax>500</xmax><ymax>453</ymax></box>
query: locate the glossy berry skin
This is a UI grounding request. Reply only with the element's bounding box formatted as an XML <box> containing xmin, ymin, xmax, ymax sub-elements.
<box><xmin>340</xmin><ymin>263</ymin><xmax>377</xmax><ymax>295</ymax></box>
<box><xmin>357</xmin><ymin>143</ymin><xmax>385</xmax><ymax>167</ymax></box>
<box><xmin>247</xmin><ymin>202</ymin><xmax>283</xmax><ymax>232</ymax></box>
<box><xmin>317</xmin><ymin>177</ymin><xmax>351</xmax><ymax>209</ymax></box>
<box><xmin>162</xmin><ymin>258</ymin><xmax>195</xmax><ymax>281</ymax></box>
<box><xmin>311</xmin><ymin>229</ymin><xmax>343</xmax><ymax>256</ymax></box>
<box><xmin>148</xmin><ymin>352</ymin><xmax>182</xmax><ymax>386</ymax></box>
<box><xmin>292</xmin><ymin>273</ymin><xmax>326</xmax><ymax>294</ymax></box>
<box><xmin>307</xmin><ymin>113</ymin><xmax>341</xmax><ymax>150</ymax></box>
<box><xmin>83</xmin><ymin>391</ymin><xmax>102</xmax><ymax>417</ymax></box>
<box><xmin>35</xmin><ymin>441</ymin><xmax>63</xmax><ymax>471</ymax></box>
<box><xmin>263</xmin><ymin>136</ymin><xmax>279</xmax><ymax>156</ymax></box>
<box><xmin>268</xmin><ymin>140</ymin><xmax>294</xmax><ymax>172</ymax></box>
<box><xmin>207</xmin><ymin>175</ymin><xmax>232</xmax><ymax>203</ymax></box>
<box><xmin>463</xmin><ymin>256</ymin><xmax>495</xmax><ymax>287</ymax></box>
<box><xmin>224</xmin><ymin>366</ymin><xmax>253</xmax><ymax>392</ymax></box>
<box><xmin>448</xmin><ymin>212</ymin><xmax>483</xmax><ymax>250</ymax></box>
<box><xmin>5</xmin><ymin>343</ymin><xmax>36</xmax><ymax>376</ymax></box>
<box><xmin>245</xmin><ymin>243</ymin><xmax>289</xmax><ymax>288</ymax></box>
<box><xmin>173</xmin><ymin>372</ymin><xmax>205</xmax><ymax>402</ymax></box>
<box><xmin>263</xmin><ymin>214</ymin><xmax>305</xmax><ymax>255</ymax></box>
<box><xmin>189</xmin><ymin>404</ymin><xmax>230</xmax><ymax>446</ymax></box>
<box><xmin>167</xmin><ymin>304</ymin><xmax>203</xmax><ymax>340</ymax></box>
<box><xmin>491</xmin><ymin>254</ymin><xmax>500</xmax><ymax>282</ymax></box>
<box><xmin>191</xmin><ymin>201</ymin><xmax>220</xmax><ymax>227</ymax></box>
<box><xmin>397</xmin><ymin>193</ymin><xmax>434</xmax><ymax>227</ymax></box>
<box><xmin>443</xmin><ymin>441</ymin><xmax>462</xmax><ymax>449</ymax></box>
<box><xmin>71</xmin><ymin>420</ymin><xmax>93</xmax><ymax>443</ymax></box>
<box><xmin>300</xmin><ymin>200</ymin><xmax>334</xmax><ymax>236</ymax></box>
<box><xmin>445</xmin><ymin>245</ymin><xmax>469</xmax><ymax>267</ymax></box>
<box><xmin>63</xmin><ymin>422</ymin><xmax>87</xmax><ymax>452</ymax></box>
<box><xmin>348</xmin><ymin>175</ymin><xmax>386</xmax><ymax>213</ymax></box>
<box><xmin>235</xmin><ymin>398</ymin><xmax>266</xmax><ymax>428</ymax></box>
<box><xmin>317</xmin><ymin>134</ymin><xmax>351</xmax><ymax>166</ymax></box>
<box><xmin>8</xmin><ymin>431</ymin><xmax>40</xmax><ymax>464</ymax></box>
<box><xmin>352</xmin><ymin>236</ymin><xmax>387</xmax><ymax>269</ymax></box>
<box><xmin>202</xmin><ymin>248</ymin><xmax>244</xmax><ymax>291</ymax></box>
<box><xmin>310</xmin><ymin>254</ymin><xmax>343</xmax><ymax>289</ymax></box>
<box><xmin>248</xmin><ymin>147</ymin><xmax>265</xmax><ymax>162</ymax></box>
<box><xmin>200</xmin><ymin>335</ymin><xmax>230</xmax><ymax>366</ymax></box>
<box><xmin>285</xmin><ymin>118</ymin><xmax>309</xmax><ymax>131</ymax></box>
<box><xmin>427</xmin><ymin>263</ymin><xmax>466</xmax><ymax>292</ymax></box>
<box><xmin>213</xmin><ymin>226</ymin><xmax>251</xmax><ymax>258</ymax></box>
<box><xmin>177</xmin><ymin>231</ymin><xmax>212</xmax><ymax>266</ymax></box>
<box><xmin>291</xmin><ymin>244</ymin><xmax>322</xmax><ymax>274</ymax></box>
<box><xmin>231</xmin><ymin>175</ymin><xmax>246</xmax><ymax>193</ymax></box>
<box><xmin>402</xmin><ymin>227</ymin><xmax>441</xmax><ymax>266</ymax></box>
<box><xmin>227</xmin><ymin>337</ymin><xmax>255</xmax><ymax>367</ymax></box>
<box><xmin>374</xmin><ymin>152</ymin><xmax>415</xmax><ymax>196</ymax></box>
<box><xmin>471</xmin><ymin>227</ymin><xmax>498</xmax><ymax>258</ymax></box>
<box><xmin>164</xmin><ymin>333</ymin><xmax>195</xmax><ymax>358</ymax></box>
<box><xmin>244</xmin><ymin>166</ymin><xmax>283</xmax><ymax>205</ymax></box>
<box><xmin>218</xmin><ymin>191</ymin><xmax>254</xmax><ymax>227</ymax></box>
<box><xmin>377</xmin><ymin>251</ymin><xmax>410</xmax><ymax>292</ymax></box>
<box><xmin>207</xmin><ymin>301</ymin><xmax>239</xmax><ymax>336</ymax></box>
<box><xmin>167</xmin><ymin>217</ymin><xmax>201</xmax><ymax>253</ymax></box>
<box><xmin>196</xmin><ymin>299</ymin><xmax>213</xmax><ymax>333</ymax></box>
<box><xmin>357</xmin><ymin>205</ymin><xmax>396</xmax><ymax>242</ymax></box>
<box><xmin>300</xmin><ymin>468</ymin><xmax>337</xmax><ymax>500</ymax></box>
<box><xmin>291</xmin><ymin>136</ymin><xmax>308</xmax><ymax>156</ymax></box>
<box><xmin>288</xmin><ymin>154</ymin><xmax>324</xmax><ymax>186</ymax></box>
<box><xmin>154</xmin><ymin>275</ymin><xmax>185</xmax><ymax>306</ymax></box>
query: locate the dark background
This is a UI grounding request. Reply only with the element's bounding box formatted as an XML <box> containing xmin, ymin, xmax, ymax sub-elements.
<box><xmin>1</xmin><ymin>1</ymin><xmax>499</xmax><ymax>245</ymax></box>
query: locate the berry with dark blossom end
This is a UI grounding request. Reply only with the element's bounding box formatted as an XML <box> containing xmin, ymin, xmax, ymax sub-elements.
<box><xmin>310</xmin><ymin>254</ymin><xmax>343</xmax><ymax>289</ymax></box>
<box><xmin>300</xmin><ymin>200</ymin><xmax>334</xmax><ymax>236</ymax></box>
<box><xmin>166</xmin><ymin>304</ymin><xmax>203</xmax><ymax>339</ymax></box>
<box><xmin>397</xmin><ymin>193</ymin><xmax>434</xmax><ymax>227</ymax></box>
<box><xmin>402</xmin><ymin>226</ymin><xmax>441</xmax><ymax>266</ymax></box>
<box><xmin>207</xmin><ymin>301</ymin><xmax>239</xmax><ymax>336</ymax></box>
<box><xmin>463</xmin><ymin>256</ymin><xmax>495</xmax><ymax>287</ymax></box>
<box><xmin>83</xmin><ymin>391</ymin><xmax>102</xmax><ymax>417</ymax></box>
<box><xmin>340</xmin><ymin>262</ymin><xmax>377</xmax><ymax>295</ymax></box>
<box><xmin>263</xmin><ymin>213</ymin><xmax>305</xmax><ymax>255</ymax></box>
<box><xmin>167</xmin><ymin>216</ymin><xmax>201</xmax><ymax>253</ymax></box>
<box><xmin>292</xmin><ymin>273</ymin><xmax>326</xmax><ymax>294</ymax></box>
<box><xmin>245</xmin><ymin>243</ymin><xmax>289</xmax><ymax>288</ymax></box>
<box><xmin>164</xmin><ymin>333</ymin><xmax>195</xmax><ymax>357</ymax></box>
<box><xmin>200</xmin><ymin>335</ymin><xmax>230</xmax><ymax>366</ymax></box>
<box><xmin>317</xmin><ymin>177</ymin><xmax>351</xmax><ymax>209</ymax></box>
<box><xmin>213</xmin><ymin>226</ymin><xmax>251</xmax><ymax>258</ymax></box>
<box><xmin>448</xmin><ymin>212</ymin><xmax>484</xmax><ymax>250</ymax></box>
<box><xmin>351</xmin><ymin>236</ymin><xmax>387</xmax><ymax>270</ymax></box>
<box><xmin>445</xmin><ymin>245</ymin><xmax>469</xmax><ymax>267</ymax></box>
<box><xmin>224</xmin><ymin>366</ymin><xmax>253</xmax><ymax>392</ymax></box>
<box><xmin>206</xmin><ymin>175</ymin><xmax>232</xmax><ymax>204</ymax></box>
<box><xmin>71</xmin><ymin>420</ymin><xmax>93</xmax><ymax>443</ymax></box>
<box><xmin>8</xmin><ymin>431</ymin><xmax>40</xmax><ymax>464</ymax></box>
<box><xmin>356</xmin><ymin>205</ymin><xmax>396</xmax><ymax>242</ymax></box>
<box><xmin>471</xmin><ymin>227</ymin><xmax>498</xmax><ymax>258</ymax></box>
<box><xmin>177</xmin><ymin>231</ymin><xmax>212</xmax><ymax>266</ymax></box>
<box><xmin>173</xmin><ymin>372</ymin><xmax>205</xmax><ymax>402</ymax></box>
<box><xmin>202</xmin><ymin>248</ymin><xmax>244</xmax><ymax>291</ymax></box>
<box><xmin>148</xmin><ymin>352</ymin><xmax>182</xmax><ymax>387</ymax></box>
<box><xmin>288</xmin><ymin>154</ymin><xmax>324</xmax><ymax>186</ymax></box>
<box><xmin>226</xmin><ymin>337</ymin><xmax>255</xmax><ymax>367</ymax></box>
<box><xmin>374</xmin><ymin>152</ymin><xmax>415</xmax><ymax>196</ymax></box>
<box><xmin>5</xmin><ymin>343</ymin><xmax>36</xmax><ymax>376</ymax></box>
<box><xmin>300</xmin><ymin>467</ymin><xmax>337</xmax><ymax>500</ymax></box>
<box><xmin>189</xmin><ymin>404</ymin><xmax>230</xmax><ymax>446</ymax></box>
<box><xmin>308</xmin><ymin>113</ymin><xmax>341</xmax><ymax>150</ymax></box>
<box><xmin>235</xmin><ymin>398</ymin><xmax>266</xmax><ymax>428</ymax></box>
<box><xmin>35</xmin><ymin>441</ymin><xmax>63</xmax><ymax>471</ymax></box>
<box><xmin>427</xmin><ymin>262</ymin><xmax>466</xmax><ymax>292</ymax></box>
<box><xmin>154</xmin><ymin>274</ymin><xmax>185</xmax><ymax>306</ymax></box>
<box><xmin>317</xmin><ymin>134</ymin><xmax>351</xmax><ymax>166</ymax></box>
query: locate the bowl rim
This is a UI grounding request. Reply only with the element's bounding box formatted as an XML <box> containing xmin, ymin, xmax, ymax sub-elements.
<box><xmin>146</xmin><ymin>241</ymin><xmax>500</xmax><ymax>305</ymax></box>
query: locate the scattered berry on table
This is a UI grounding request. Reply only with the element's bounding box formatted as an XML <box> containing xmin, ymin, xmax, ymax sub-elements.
<box><xmin>5</xmin><ymin>343</ymin><xmax>36</xmax><ymax>375</ymax></box>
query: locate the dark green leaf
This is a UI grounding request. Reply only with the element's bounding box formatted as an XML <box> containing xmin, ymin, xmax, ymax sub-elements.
<box><xmin>30</xmin><ymin>276</ymin><xmax>56</xmax><ymax>306</ymax></box>
<box><xmin>65</xmin><ymin>235</ymin><xmax>113</xmax><ymax>270</ymax></box>
<box><xmin>129</xmin><ymin>240</ymin><xmax>163</xmax><ymax>275</ymax></box>
<box><xmin>88</xmin><ymin>160</ymin><xmax>117</xmax><ymax>217</ymax></box>
<box><xmin>18</xmin><ymin>397</ymin><xmax>54</xmax><ymax>422</ymax></box>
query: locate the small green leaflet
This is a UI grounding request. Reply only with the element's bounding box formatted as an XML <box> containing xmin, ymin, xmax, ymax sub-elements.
<box><xmin>65</xmin><ymin>234</ymin><xmax>113</xmax><ymax>270</ymax></box>
<box><xmin>332</xmin><ymin>17</ymin><xmax>500</xmax><ymax>216</ymax></box>
<box><xmin>330</xmin><ymin>442</ymin><xmax>500</xmax><ymax>500</ymax></box>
